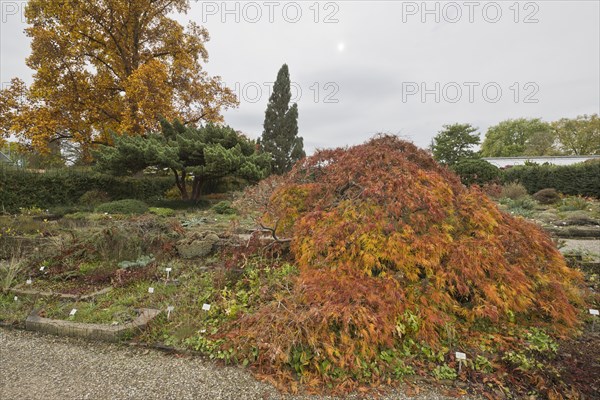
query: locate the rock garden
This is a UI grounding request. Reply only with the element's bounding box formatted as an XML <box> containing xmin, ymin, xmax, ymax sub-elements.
<box><xmin>1</xmin><ymin>136</ymin><xmax>598</xmax><ymax>399</ymax></box>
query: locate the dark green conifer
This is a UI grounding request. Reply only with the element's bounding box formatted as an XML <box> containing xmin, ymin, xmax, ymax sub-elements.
<box><xmin>259</xmin><ymin>64</ymin><xmax>305</xmax><ymax>174</ymax></box>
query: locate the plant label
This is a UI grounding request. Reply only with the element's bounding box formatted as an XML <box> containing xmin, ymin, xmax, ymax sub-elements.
<box><xmin>148</xmin><ymin>287</ymin><xmax>154</xmax><ymax>294</ymax></box>
<box><xmin>167</xmin><ymin>305</ymin><xmax>174</xmax><ymax>319</ymax></box>
<box><xmin>200</xmin><ymin>329</ymin><xmax>206</xmax><ymax>333</ymax></box>
<box><xmin>202</xmin><ymin>303</ymin><xmax>211</xmax><ymax>311</ymax></box>
<box><xmin>590</xmin><ymin>309</ymin><xmax>599</xmax><ymax>316</ymax></box>
<box><xmin>39</xmin><ymin>266</ymin><xmax>45</xmax><ymax>271</ymax></box>
<box><xmin>455</xmin><ymin>352</ymin><xmax>467</xmax><ymax>360</ymax></box>
<box><xmin>26</xmin><ymin>279</ymin><xmax>32</xmax><ymax>285</ymax></box>
<box><xmin>165</xmin><ymin>268</ymin><xmax>172</xmax><ymax>272</ymax></box>
<box><xmin>14</xmin><ymin>296</ymin><xmax>18</xmax><ymax>301</ymax></box>
<box><xmin>69</xmin><ymin>309</ymin><xmax>77</xmax><ymax>316</ymax></box>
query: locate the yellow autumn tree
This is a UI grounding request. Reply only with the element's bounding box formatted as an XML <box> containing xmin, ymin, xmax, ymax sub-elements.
<box><xmin>0</xmin><ymin>0</ymin><xmax>237</xmax><ymax>157</ymax></box>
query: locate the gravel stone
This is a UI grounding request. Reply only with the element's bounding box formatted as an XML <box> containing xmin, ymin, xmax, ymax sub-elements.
<box><xmin>0</xmin><ymin>328</ymin><xmax>478</xmax><ymax>400</ymax></box>
<box><xmin>560</xmin><ymin>239</ymin><xmax>600</xmax><ymax>261</ymax></box>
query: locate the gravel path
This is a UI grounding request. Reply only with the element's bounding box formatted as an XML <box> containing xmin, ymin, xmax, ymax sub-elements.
<box><xmin>0</xmin><ymin>328</ymin><xmax>471</xmax><ymax>400</ymax></box>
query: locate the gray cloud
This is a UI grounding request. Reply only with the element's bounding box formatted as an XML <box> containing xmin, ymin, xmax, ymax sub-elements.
<box><xmin>1</xmin><ymin>1</ymin><xmax>598</xmax><ymax>154</ymax></box>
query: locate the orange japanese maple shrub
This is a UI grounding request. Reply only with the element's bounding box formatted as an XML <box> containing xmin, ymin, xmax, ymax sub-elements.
<box><xmin>223</xmin><ymin>135</ymin><xmax>583</xmax><ymax>390</ymax></box>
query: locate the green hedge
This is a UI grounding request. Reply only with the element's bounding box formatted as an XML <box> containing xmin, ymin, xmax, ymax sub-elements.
<box><xmin>502</xmin><ymin>161</ymin><xmax>600</xmax><ymax>198</ymax></box>
<box><xmin>0</xmin><ymin>167</ymin><xmax>173</xmax><ymax>213</ymax></box>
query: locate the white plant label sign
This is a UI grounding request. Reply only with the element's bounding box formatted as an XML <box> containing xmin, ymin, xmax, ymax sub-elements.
<box><xmin>202</xmin><ymin>303</ymin><xmax>211</xmax><ymax>311</ymax></box>
<box><xmin>14</xmin><ymin>296</ymin><xmax>18</xmax><ymax>301</ymax></box>
<box><xmin>167</xmin><ymin>305</ymin><xmax>174</xmax><ymax>319</ymax></box>
<box><xmin>590</xmin><ymin>309</ymin><xmax>599</xmax><ymax>316</ymax></box>
<box><xmin>26</xmin><ymin>279</ymin><xmax>32</xmax><ymax>285</ymax></box>
<box><xmin>39</xmin><ymin>266</ymin><xmax>45</xmax><ymax>271</ymax></box>
<box><xmin>148</xmin><ymin>287</ymin><xmax>154</xmax><ymax>294</ymax></box>
<box><xmin>165</xmin><ymin>268</ymin><xmax>172</xmax><ymax>272</ymax></box>
<box><xmin>69</xmin><ymin>309</ymin><xmax>77</xmax><ymax>316</ymax></box>
<box><xmin>455</xmin><ymin>351</ymin><xmax>467</xmax><ymax>373</ymax></box>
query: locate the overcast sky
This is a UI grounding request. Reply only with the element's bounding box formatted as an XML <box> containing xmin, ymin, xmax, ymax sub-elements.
<box><xmin>1</xmin><ymin>1</ymin><xmax>598</xmax><ymax>153</ymax></box>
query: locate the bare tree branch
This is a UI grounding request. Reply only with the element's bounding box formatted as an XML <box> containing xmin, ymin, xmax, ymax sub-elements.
<box><xmin>257</xmin><ymin>219</ymin><xmax>292</xmax><ymax>244</ymax></box>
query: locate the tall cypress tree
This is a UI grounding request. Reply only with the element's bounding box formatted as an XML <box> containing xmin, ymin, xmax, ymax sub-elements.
<box><xmin>260</xmin><ymin>64</ymin><xmax>305</xmax><ymax>174</ymax></box>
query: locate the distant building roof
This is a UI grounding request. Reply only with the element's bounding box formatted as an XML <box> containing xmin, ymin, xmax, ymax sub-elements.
<box><xmin>483</xmin><ymin>155</ymin><xmax>600</xmax><ymax>168</ymax></box>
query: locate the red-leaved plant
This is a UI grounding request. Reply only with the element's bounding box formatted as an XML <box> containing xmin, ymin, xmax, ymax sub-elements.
<box><xmin>221</xmin><ymin>135</ymin><xmax>584</xmax><ymax>393</ymax></box>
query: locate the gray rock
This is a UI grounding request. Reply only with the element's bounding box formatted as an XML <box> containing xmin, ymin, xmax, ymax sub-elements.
<box><xmin>176</xmin><ymin>231</ymin><xmax>220</xmax><ymax>259</ymax></box>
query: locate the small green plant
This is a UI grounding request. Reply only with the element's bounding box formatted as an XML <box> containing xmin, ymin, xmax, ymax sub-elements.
<box><xmin>117</xmin><ymin>254</ymin><xmax>155</xmax><ymax>269</ymax></box>
<box><xmin>474</xmin><ymin>355</ymin><xmax>494</xmax><ymax>373</ymax></box>
<box><xmin>379</xmin><ymin>349</ymin><xmax>415</xmax><ymax>378</ymax></box>
<box><xmin>558</xmin><ymin>196</ymin><xmax>589</xmax><ymax>212</ymax></box>
<box><xmin>431</xmin><ymin>364</ymin><xmax>458</xmax><ymax>380</ymax></box>
<box><xmin>532</xmin><ymin>188</ymin><xmax>561</xmax><ymax>205</ymax></box>
<box><xmin>0</xmin><ymin>292</ymin><xmax>33</xmax><ymax>323</ymax></box>
<box><xmin>0</xmin><ymin>253</ymin><xmax>24</xmax><ymax>292</ymax></box>
<box><xmin>84</xmin><ymin>223</ymin><xmax>144</xmax><ymax>262</ymax></box>
<box><xmin>95</xmin><ymin>199</ymin><xmax>149</xmax><ymax>214</ymax></box>
<box><xmin>289</xmin><ymin>346</ymin><xmax>314</xmax><ymax>376</ymax></box>
<box><xmin>78</xmin><ymin>261</ymin><xmax>109</xmax><ymax>276</ymax></box>
<box><xmin>212</xmin><ymin>201</ymin><xmax>237</xmax><ymax>215</ymax></box>
<box><xmin>508</xmin><ymin>197</ymin><xmax>537</xmax><ymax>209</ymax></box>
<box><xmin>148</xmin><ymin>207</ymin><xmax>176</xmax><ymax>217</ymax></box>
<box><xmin>181</xmin><ymin>216</ymin><xmax>208</xmax><ymax>227</ymax></box>
<box><xmin>416</xmin><ymin>342</ymin><xmax>447</xmax><ymax>363</ymax></box>
<box><xmin>184</xmin><ymin>333</ymin><xmax>228</xmax><ymax>360</ymax></box>
<box><xmin>525</xmin><ymin>328</ymin><xmax>558</xmax><ymax>354</ymax></box>
<box><xmin>502</xmin><ymin>328</ymin><xmax>556</xmax><ymax>372</ymax></box>
<box><xmin>62</xmin><ymin>212</ymin><xmax>90</xmax><ymax>220</ymax></box>
<box><xmin>501</xmin><ymin>196</ymin><xmax>537</xmax><ymax>217</ymax></box>
<box><xmin>42</xmin><ymin>299</ymin><xmax>137</xmax><ymax>324</ymax></box>
<box><xmin>500</xmin><ymin>182</ymin><xmax>529</xmax><ymax>200</ymax></box>
<box><xmin>18</xmin><ymin>206</ymin><xmax>45</xmax><ymax>216</ymax></box>
<box><xmin>503</xmin><ymin>351</ymin><xmax>541</xmax><ymax>371</ymax></box>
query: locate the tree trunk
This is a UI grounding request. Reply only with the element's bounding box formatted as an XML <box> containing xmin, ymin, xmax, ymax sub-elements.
<box><xmin>173</xmin><ymin>168</ymin><xmax>189</xmax><ymax>200</ymax></box>
<box><xmin>191</xmin><ymin>176</ymin><xmax>205</xmax><ymax>201</ymax></box>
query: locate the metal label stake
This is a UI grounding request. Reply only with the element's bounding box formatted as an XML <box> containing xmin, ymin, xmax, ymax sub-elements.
<box><xmin>455</xmin><ymin>351</ymin><xmax>467</xmax><ymax>374</ymax></box>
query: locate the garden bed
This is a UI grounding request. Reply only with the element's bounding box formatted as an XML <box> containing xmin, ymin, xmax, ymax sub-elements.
<box><xmin>26</xmin><ymin>307</ymin><xmax>161</xmax><ymax>342</ymax></box>
<box><xmin>1</xmin><ymin>189</ymin><xmax>599</xmax><ymax>398</ymax></box>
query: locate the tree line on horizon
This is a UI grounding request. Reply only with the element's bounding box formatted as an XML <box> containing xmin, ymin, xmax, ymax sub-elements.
<box><xmin>431</xmin><ymin>114</ymin><xmax>600</xmax><ymax>168</ymax></box>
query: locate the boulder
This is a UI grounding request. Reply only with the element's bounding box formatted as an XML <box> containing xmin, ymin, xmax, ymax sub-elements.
<box><xmin>176</xmin><ymin>231</ymin><xmax>220</xmax><ymax>259</ymax></box>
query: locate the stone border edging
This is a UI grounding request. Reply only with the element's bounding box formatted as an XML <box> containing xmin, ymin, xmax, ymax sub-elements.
<box><xmin>25</xmin><ymin>308</ymin><xmax>161</xmax><ymax>342</ymax></box>
<box><xmin>10</xmin><ymin>286</ymin><xmax>112</xmax><ymax>301</ymax></box>
<box><xmin>546</xmin><ymin>226</ymin><xmax>600</xmax><ymax>238</ymax></box>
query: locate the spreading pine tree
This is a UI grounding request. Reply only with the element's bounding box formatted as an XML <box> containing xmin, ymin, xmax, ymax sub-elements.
<box><xmin>259</xmin><ymin>64</ymin><xmax>305</xmax><ymax>174</ymax></box>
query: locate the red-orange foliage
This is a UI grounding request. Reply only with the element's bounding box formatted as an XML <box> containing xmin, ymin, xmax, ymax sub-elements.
<box><xmin>224</xmin><ymin>135</ymin><xmax>583</xmax><ymax>390</ymax></box>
